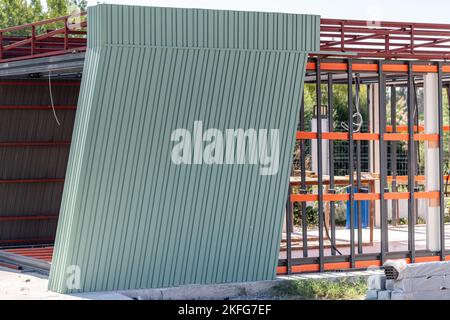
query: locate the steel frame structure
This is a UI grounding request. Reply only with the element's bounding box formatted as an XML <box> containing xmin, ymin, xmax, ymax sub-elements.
<box><xmin>279</xmin><ymin>58</ymin><xmax>450</xmax><ymax>274</ymax></box>
<box><xmin>2</xmin><ymin>16</ymin><xmax>450</xmax><ymax>64</ymax></box>
<box><xmin>1</xmin><ymin>14</ymin><xmax>450</xmax><ymax>275</ymax></box>
<box><xmin>0</xmin><ymin>12</ymin><xmax>86</xmax><ymax>63</ymax></box>
<box><xmin>320</xmin><ymin>19</ymin><xmax>450</xmax><ymax>60</ymax></box>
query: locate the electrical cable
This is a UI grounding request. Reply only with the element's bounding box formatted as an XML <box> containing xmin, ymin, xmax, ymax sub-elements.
<box><xmin>341</xmin><ymin>74</ymin><xmax>363</xmax><ymax>133</ymax></box>
<box><xmin>48</xmin><ymin>71</ymin><xmax>61</xmax><ymax>126</ymax></box>
<box><xmin>444</xmin><ymin>86</ymin><xmax>450</xmax><ymax>197</ymax></box>
<box><xmin>413</xmin><ymin>77</ymin><xmax>421</xmax><ymax>166</ymax></box>
<box><xmin>318</xmin><ymin>185</ymin><xmax>352</xmax><ymax>256</ymax></box>
<box><xmin>323</xmin><ymin>210</ymin><xmax>343</xmax><ymax>255</ymax></box>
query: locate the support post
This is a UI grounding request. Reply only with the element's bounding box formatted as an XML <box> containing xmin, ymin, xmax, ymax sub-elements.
<box><xmin>379</xmin><ymin>61</ymin><xmax>388</xmax><ymax>262</ymax></box>
<box><xmin>423</xmin><ymin>71</ymin><xmax>441</xmax><ymax>252</ymax></box>
<box><xmin>391</xmin><ymin>86</ymin><xmax>398</xmax><ymax>226</ymax></box>
<box><xmin>369</xmin><ymin>83</ymin><xmax>381</xmax><ymax>228</ymax></box>
<box><xmin>328</xmin><ymin>73</ymin><xmax>336</xmax><ymax>256</ymax></box>
<box><xmin>407</xmin><ymin>62</ymin><xmax>416</xmax><ymax>263</ymax></box>
<box><xmin>316</xmin><ymin>59</ymin><xmax>325</xmax><ymax>272</ymax></box>
<box><xmin>348</xmin><ymin>60</ymin><xmax>355</xmax><ymax>268</ymax></box>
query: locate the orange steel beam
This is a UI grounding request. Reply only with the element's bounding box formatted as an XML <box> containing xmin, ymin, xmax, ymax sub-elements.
<box><xmin>296</xmin><ymin>131</ymin><xmax>439</xmax><ymax>141</ymax></box>
<box><xmin>295</xmin><ymin>126</ymin><xmax>450</xmax><ymax>134</ymax></box>
<box><xmin>306</xmin><ymin>62</ymin><xmax>450</xmax><ymax>73</ymax></box>
<box><xmin>290</xmin><ymin>175</ymin><xmax>449</xmax><ymax>185</ymax></box>
<box><xmin>386</xmin><ymin>125</ymin><xmax>450</xmax><ymax>132</ymax></box>
<box><xmin>291</xmin><ymin>191</ymin><xmax>439</xmax><ymax>202</ymax></box>
<box><xmin>276</xmin><ymin>256</ymin><xmax>448</xmax><ymax>275</ymax></box>
<box><xmin>388</xmin><ymin>175</ymin><xmax>425</xmax><ymax>183</ymax></box>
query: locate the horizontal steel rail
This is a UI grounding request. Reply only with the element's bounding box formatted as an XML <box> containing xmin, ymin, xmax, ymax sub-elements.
<box><xmin>4</xmin><ymin>14</ymin><xmax>450</xmax><ymax>62</ymax></box>
<box><xmin>0</xmin><ymin>12</ymin><xmax>87</xmax><ymax>62</ymax></box>
<box><xmin>319</xmin><ymin>18</ymin><xmax>450</xmax><ymax>60</ymax></box>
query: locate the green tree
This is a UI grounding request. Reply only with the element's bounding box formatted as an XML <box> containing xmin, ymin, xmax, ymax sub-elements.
<box><xmin>70</xmin><ymin>0</ymin><xmax>87</xmax><ymax>12</ymax></box>
<box><xmin>30</xmin><ymin>0</ymin><xmax>44</xmax><ymax>21</ymax></box>
<box><xmin>0</xmin><ymin>0</ymin><xmax>34</xmax><ymax>30</ymax></box>
<box><xmin>46</xmin><ymin>0</ymin><xmax>69</xmax><ymax>18</ymax></box>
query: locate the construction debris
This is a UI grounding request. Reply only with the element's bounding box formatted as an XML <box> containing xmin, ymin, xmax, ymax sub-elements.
<box><xmin>366</xmin><ymin>260</ymin><xmax>450</xmax><ymax>300</ymax></box>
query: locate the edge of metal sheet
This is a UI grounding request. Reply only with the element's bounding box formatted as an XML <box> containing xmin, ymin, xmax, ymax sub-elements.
<box><xmin>0</xmin><ymin>52</ymin><xmax>85</xmax><ymax>77</ymax></box>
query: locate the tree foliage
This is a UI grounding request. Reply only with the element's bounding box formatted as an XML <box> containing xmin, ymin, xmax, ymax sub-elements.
<box><xmin>0</xmin><ymin>0</ymin><xmax>87</xmax><ymax>31</ymax></box>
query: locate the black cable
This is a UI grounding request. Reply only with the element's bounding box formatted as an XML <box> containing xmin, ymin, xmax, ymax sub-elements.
<box><xmin>413</xmin><ymin>77</ymin><xmax>421</xmax><ymax>166</ymax></box>
<box><xmin>321</xmin><ymin>75</ymin><xmax>362</xmax><ymax>257</ymax></box>
<box><xmin>324</xmin><ymin>205</ymin><xmax>343</xmax><ymax>255</ymax></box>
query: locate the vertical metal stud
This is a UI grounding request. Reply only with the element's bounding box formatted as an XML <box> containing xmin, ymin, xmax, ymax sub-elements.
<box><xmin>356</xmin><ymin>75</ymin><xmax>363</xmax><ymax>254</ymax></box>
<box><xmin>413</xmin><ymin>79</ymin><xmax>420</xmax><ymax>224</ymax></box>
<box><xmin>300</xmin><ymin>93</ymin><xmax>308</xmax><ymax>258</ymax></box>
<box><xmin>438</xmin><ymin>62</ymin><xmax>445</xmax><ymax>261</ymax></box>
<box><xmin>328</xmin><ymin>73</ymin><xmax>336</xmax><ymax>256</ymax></box>
<box><xmin>285</xmin><ymin>184</ymin><xmax>293</xmax><ymax>274</ymax></box>
<box><xmin>407</xmin><ymin>61</ymin><xmax>416</xmax><ymax>263</ymax></box>
<box><xmin>348</xmin><ymin>60</ymin><xmax>355</xmax><ymax>268</ymax></box>
<box><xmin>379</xmin><ymin>61</ymin><xmax>388</xmax><ymax>263</ymax></box>
<box><xmin>391</xmin><ymin>85</ymin><xmax>398</xmax><ymax>225</ymax></box>
<box><xmin>316</xmin><ymin>59</ymin><xmax>325</xmax><ymax>272</ymax></box>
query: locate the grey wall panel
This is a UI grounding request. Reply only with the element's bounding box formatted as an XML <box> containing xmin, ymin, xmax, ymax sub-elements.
<box><xmin>49</xmin><ymin>4</ymin><xmax>319</xmax><ymax>293</ymax></box>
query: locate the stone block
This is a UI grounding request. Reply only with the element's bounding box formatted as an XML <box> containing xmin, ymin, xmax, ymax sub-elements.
<box><xmin>367</xmin><ymin>275</ymin><xmax>386</xmax><ymax>290</ymax></box>
<box><xmin>385</xmin><ymin>279</ymin><xmax>395</xmax><ymax>291</ymax></box>
<box><xmin>365</xmin><ymin>289</ymin><xmax>379</xmax><ymax>300</ymax></box>
<box><xmin>377</xmin><ymin>290</ymin><xmax>391</xmax><ymax>300</ymax></box>
<box><xmin>393</xmin><ymin>276</ymin><xmax>446</xmax><ymax>292</ymax></box>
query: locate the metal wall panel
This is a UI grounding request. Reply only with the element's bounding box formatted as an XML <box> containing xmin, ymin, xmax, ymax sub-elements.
<box><xmin>0</xmin><ymin>80</ymin><xmax>79</xmax><ymax>245</ymax></box>
<box><xmin>49</xmin><ymin>4</ymin><xmax>319</xmax><ymax>293</ymax></box>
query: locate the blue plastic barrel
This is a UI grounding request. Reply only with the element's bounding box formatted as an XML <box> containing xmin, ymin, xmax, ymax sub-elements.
<box><xmin>345</xmin><ymin>187</ymin><xmax>369</xmax><ymax>229</ymax></box>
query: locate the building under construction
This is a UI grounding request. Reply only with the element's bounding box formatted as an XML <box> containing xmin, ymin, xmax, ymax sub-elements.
<box><xmin>0</xmin><ymin>4</ymin><xmax>449</xmax><ymax>293</ymax></box>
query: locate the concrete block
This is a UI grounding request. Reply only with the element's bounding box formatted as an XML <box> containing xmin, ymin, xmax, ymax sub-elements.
<box><xmin>391</xmin><ymin>289</ymin><xmax>450</xmax><ymax>300</ymax></box>
<box><xmin>365</xmin><ymin>290</ymin><xmax>379</xmax><ymax>300</ymax></box>
<box><xmin>444</xmin><ymin>275</ymin><xmax>450</xmax><ymax>289</ymax></box>
<box><xmin>384</xmin><ymin>260</ymin><xmax>407</xmax><ymax>279</ymax></box>
<box><xmin>395</xmin><ymin>261</ymin><xmax>450</xmax><ymax>280</ymax></box>
<box><xmin>377</xmin><ymin>290</ymin><xmax>391</xmax><ymax>300</ymax></box>
<box><xmin>391</xmin><ymin>291</ymin><xmax>413</xmax><ymax>300</ymax></box>
<box><xmin>411</xmin><ymin>289</ymin><xmax>450</xmax><ymax>300</ymax></box>
<box><xmin>393</xmin><ymin>276</ymin><xmax>446</xmax><ymax>292</ymax></box>
<box><xmin>386</xmin><ymin>279</ymin><xmax>395</xmax><ymax>291</ymax></box>
<box><xmin>367</xmin><ymin>275</ymin><xmax>386</xmax><ymax>290</ymax></box>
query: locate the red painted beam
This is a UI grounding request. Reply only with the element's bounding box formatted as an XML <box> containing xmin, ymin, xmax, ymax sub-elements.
<box><xmin>0</xmin><ymin>141</ymin><xmax>70</xmax><ymax>147</ymax></box>
<box><xmin>0</xmin><ymin>237</ymin><xmax>54</xmax><ymax>244</ymax></box>
<box><xmin>0</xmin><ymin>178</ymin><xmax>64</xmax><ymax>184</ymax></box>
<box><xmin>0</xmin><ymin>81</ymin><xmax>80</xmax><ymax>86</ymax></box>
<box><xmin>0</xmin><ymin>105</ymin><xmax>77</xmax><ymax>110</ymax></box>
<box><xmin>0</xmin><ymin>215</ymin><xmax>58</xmax><ymax>222</ymax></box>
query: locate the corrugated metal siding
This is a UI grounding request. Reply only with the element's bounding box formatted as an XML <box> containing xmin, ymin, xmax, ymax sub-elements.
<box><xmin>49</xmin><ymin>4</ymin><xmax>319</xmax><ymax>293</ymax></box>
<box><xmin>0</xmin><ymin>80</ymin><xmax>79</xmax><ymax>245</ymax></box>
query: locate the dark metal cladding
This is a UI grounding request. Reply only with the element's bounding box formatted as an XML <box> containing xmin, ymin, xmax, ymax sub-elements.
<box><xmin>0</xmin><ymin>79</ymin><xmax>79</xmax><ymax>246</ymax></box>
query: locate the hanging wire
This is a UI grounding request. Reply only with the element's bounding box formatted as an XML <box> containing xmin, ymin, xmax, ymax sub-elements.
<box><xmin>48</xmin><ymin>70</ymin><xmax>61</xmax><ymax>126</ymax></box>
<box><xmin>341</xmin><ymin>74</ymin><xmax>363</xmax><ymax>133</ymax></box>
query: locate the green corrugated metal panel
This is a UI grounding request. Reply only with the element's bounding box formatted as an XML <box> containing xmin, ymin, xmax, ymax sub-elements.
<box><xmin>48</xmin><ymin>4</ymin><xmax>319</xmax><ymax>293</ymax></box>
